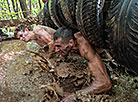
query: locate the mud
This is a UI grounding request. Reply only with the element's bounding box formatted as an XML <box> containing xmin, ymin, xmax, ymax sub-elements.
<box><xmin>0</xmin><ymin>40</ymin><xmax>137</xmax><ymax>102</ymax></box>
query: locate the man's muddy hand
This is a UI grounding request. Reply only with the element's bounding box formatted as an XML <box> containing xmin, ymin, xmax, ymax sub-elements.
<box><xmin>22</xmin><ymin>31</ymin><xmax>35</xmax><ymax>42</ymax></box>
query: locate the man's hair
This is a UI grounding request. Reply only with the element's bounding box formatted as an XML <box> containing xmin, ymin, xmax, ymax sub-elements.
<box><xmin>53</xmin><ymin>27</ymin><xmax>74</xmax><ymax>44</ymax></box>
<box><xmin>14</xmin><ymin>24</ymin><xmax>31</xmax><ymax>37</ymax></box>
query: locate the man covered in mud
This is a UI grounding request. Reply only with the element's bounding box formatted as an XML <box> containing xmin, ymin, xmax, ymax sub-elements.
<box><xmin>14</xmin><ymin>24</ymin><xmax>55</xmax><ymax>49</ymax></box>
<box><xmin>53</xmin><ymin>27</ymin><xmax>111</xmax><ymax>102</ymax></box>
<box><xmin>14</xmin><ymin>25</ymin><xmax>111</xmax><ymax>102</ymax></box>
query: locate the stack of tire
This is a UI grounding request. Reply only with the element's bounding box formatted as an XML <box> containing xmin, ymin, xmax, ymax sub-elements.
<box><xmin>106</xmin><ymin>0</ymin><xmax>138</xmax><ymax>74</ymax></box>
<box><xmin>46</xmin><ymin>0</ymin><xmax>105</xmax><ymax>48</ymax></box>
<box><xmin>42</xmin><ymin>1</ymin><xmax>58</xmax><ymax>29</ymax></box>
<box><xmin>43</xmin><ymin>0</ymin><xmax>138</xmax><ymax>75</ymax></box>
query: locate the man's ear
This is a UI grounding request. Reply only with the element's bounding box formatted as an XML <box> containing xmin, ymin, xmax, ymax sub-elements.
<box><xmin>69</xmin><ymin>39</ymin><xmax>75</xmax><ymax>46</ymax></box>
<box><xmin>25</xmin><ymin>28</ymin><xmax>29</xmax><ymax>32</ymax></box>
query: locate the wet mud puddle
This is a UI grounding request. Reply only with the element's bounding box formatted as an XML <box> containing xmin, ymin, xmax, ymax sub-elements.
<box><xmin>0</xmin><ymin>40</ymin><xmax>138</xmax><ymax>102</ymax></box>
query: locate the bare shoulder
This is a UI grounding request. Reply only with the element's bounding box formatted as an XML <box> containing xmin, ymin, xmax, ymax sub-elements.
<box><xmin>33</xmin><ymin>25</ymin><xmax>42</xmax><ymax>32</ymax></box>
<box><xmin>33</xmin><ymin>25</ymin><xmax>49</xmax><ymax>31</ymax></box>
<box><xmin>74</xmin><ymin>32</ymin><xmax>87</xmax><ymax>44</ymax></box>
<box><xmin>35</xmin><ymin>25</ymin><xmax>55</xmax><ymax>30</ymax></box>
<box><xmin>74</xmin><ymin>32</ymin><xmax>82</xmax><ymax>38</ymax></box>
<box><xmin>33</xmin><ymin>25</ymin><xmax>56</xmax><ymax>35</ymax></box>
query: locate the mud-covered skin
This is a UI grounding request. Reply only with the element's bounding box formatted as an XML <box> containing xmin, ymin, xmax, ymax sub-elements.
<box><xmin>106</xmin><ymin>0</ymin><xmax>138</xmax><ymax>74</ymax></box>
<box><xmin>60</xmin><ymin>32</ymin><xmax>111</xmax><ymax>102</ymax></box>
<box><xmin>75</xmin><ymin>32</ymin><xmax>111</xmax><ymax>93</ymax></box>
<box><xmin>0</xmin><ymin>39</ymin><xmax>138</xmax><ymax>102</ymax></box>
<box><xmin>17</xmin><ymin>25</ymin><xmax>55</xmax><ymax>48</ymax></box>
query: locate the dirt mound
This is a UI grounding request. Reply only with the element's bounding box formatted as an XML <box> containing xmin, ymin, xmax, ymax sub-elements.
<box><xmin>0</xmin><ymin>40</ymin><xmax>137</xmax><ymax>102</ymax></box>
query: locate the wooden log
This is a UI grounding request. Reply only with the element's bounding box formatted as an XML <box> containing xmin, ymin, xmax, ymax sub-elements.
<box><xmin>0</xmin><ymin>19</ymin><xmax>22</xmax><ymax>28</ymax></box>
<box><xmin>0</xmin><ymin>17</ymin><xmax>42</xmax><ymax>28</ymax></box>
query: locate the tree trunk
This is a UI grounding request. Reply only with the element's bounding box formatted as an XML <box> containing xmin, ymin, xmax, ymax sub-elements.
<box><xmin>6</xmin><ymin>0</ymin><xmax>13</xmax><ymax>19</ymax></box>
<box><xmin>29</xmin><ymin>0</ymin><xmax>32</xmax><ymax>14</ymax></box>
<box><xmin>38</xmin><ymin>0</ymin><xmax>42</xmax><ymax>9</ymax></box>
<box><xmin>11</xmin><ymin>0</ymin><xmax>19</xmax><ymax>17</ymax></box>
<box><xmin>19</xmin><ymin>0</ymin><xmax>30</xmax><ymax>18</ymax></box>
<box><xmin>15</xmin><ymin>0</ymin><xmax>20</xmax><ymax>18</ymax></box>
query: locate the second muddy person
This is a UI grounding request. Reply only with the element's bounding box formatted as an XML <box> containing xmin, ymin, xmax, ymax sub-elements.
<box><xmin>14</xmin><ymin>24</ymin><xmax>56</xmax><ymax>49</ymax></box>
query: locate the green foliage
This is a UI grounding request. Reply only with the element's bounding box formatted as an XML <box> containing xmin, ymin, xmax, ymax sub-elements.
<box><xmin>0</xmin><ymin>0</ymin><xmax>44</xmax><ymax>33</ymax></box>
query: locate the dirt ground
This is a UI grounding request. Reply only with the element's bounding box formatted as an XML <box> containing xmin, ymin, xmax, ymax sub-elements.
<box><xmin>0</xmin><ymin>40</ymin><xmax>137</xmax><ymax>102</ymax></box>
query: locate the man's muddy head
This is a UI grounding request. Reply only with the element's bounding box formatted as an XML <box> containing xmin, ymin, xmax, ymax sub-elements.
<box><xmin>14</xmin><ymin>24</ymin><xmax>31</xmax><ymax>38</ymax></box>
<box><xmin>53</xmin><ymin>27</ymin><xmax>75</xmax><ymax>56</ymax></box>
<box><xmin>54</xmin><ymin>27</ymin><xmax>75</xmax><ymax>44</ymax></box>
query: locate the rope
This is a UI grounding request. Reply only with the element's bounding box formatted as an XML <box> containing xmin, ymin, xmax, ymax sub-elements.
<box><xmin>0</xmin><ymin>10</ymin><xmax>32</xmax><ymax>18</ymax></box>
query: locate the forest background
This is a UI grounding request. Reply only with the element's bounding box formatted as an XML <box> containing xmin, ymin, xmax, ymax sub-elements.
<box><xmin>0</xmin><ymin>0</ymin><xmax>43</xmax><ymax>34</ymax></box>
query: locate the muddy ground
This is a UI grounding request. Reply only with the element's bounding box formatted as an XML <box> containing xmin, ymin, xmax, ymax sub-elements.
<box><xmin>0</xmin><ymin>40</ymin><xmax>137</xmax><ymax>102</ymax></box>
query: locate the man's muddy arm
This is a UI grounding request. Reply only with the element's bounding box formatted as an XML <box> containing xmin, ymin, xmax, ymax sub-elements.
<box><xmin>34</xmin><ymin>25</ymin><xmax>56</xmax><ymax>35</ymax></box>
<box><xmin>33</xmin><ymin>26</ymin><xmax>53</xmax><ymax>43</ymax></box>
<box><xmin>74</xmin><ymin>32</ymin><xmax>111</xmax><ymax>94</ymax></box>
<box><xmin>23</xmin><ymin>31</ymin><xmax>36</xmax><ymax>42</ymax></box>
<box><xmin>61</xmin><ymin>32</ymin><xmax>111</xmax><ymax>102</ymax></box>
<box><xmin>33</xmin><ymin>25</ymin><xmax>56</xmax><ymax>54</ymax></box>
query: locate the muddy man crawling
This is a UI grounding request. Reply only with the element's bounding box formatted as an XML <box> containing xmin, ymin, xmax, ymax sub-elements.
<box><xmin>14</xmin><ymin>26</ymin><xmax>111</xmax><ymax>102</ymax></box>
<box><xmin>54</xmin><ymin>27</ymin><xmax>111</xmax><ymax>102</ymax></box>
<box><xmin>14</xmin><ymin>24</ymin><xmax>56</xmax><ymax>52</ymax></box>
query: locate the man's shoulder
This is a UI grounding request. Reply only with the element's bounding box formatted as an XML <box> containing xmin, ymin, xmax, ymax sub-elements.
<box><xmin>34</xmin><ymin>25</ymin><xmax>55</xmax><ymax>31</ymax></box>
<box><xmin>33</xmin><ymin>25</ymin><xmax>56</xmax><ymax>35</ymax></box>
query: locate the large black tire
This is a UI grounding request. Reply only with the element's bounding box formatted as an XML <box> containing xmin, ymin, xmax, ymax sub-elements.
<box><xmin>48</xmin><ymin>0</ymin><xmax>62</xmax><ymax>27</ymax></box>
<box><xmin>48</xmin><ymin>0</ymin><xmax>76</xmax><ymax>30</ymax></box>
<box><xmin>106</xmin><ymin>0</ymin><xmax>138</xmax><ymax>74</ymax></box>
<box><xmin>42</xmin><ymin>3</ymin><xmax>58</xmax><ymax>29</ymax></box>
<box><xmin>76</xmin><ymin>0</ymin><xmax>105</xmax><ymax>48</ymax></box>
<box><xmin>60</xmin><ymin>0</ymin><xmax>78</xmax><ymax>29</ymax></box>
